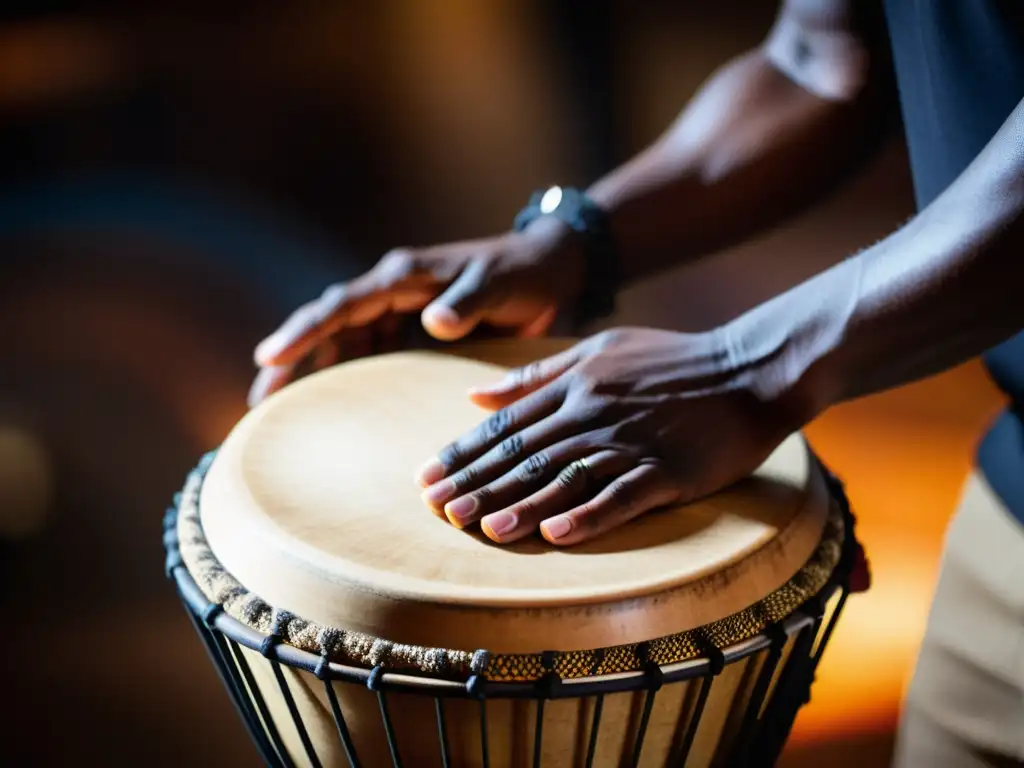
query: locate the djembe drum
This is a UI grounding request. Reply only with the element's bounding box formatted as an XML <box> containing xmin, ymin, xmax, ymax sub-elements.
<box><xmin>164</xmin><ymin>339</ymin><xmax>865</xmax><ymax>768</ymax></box>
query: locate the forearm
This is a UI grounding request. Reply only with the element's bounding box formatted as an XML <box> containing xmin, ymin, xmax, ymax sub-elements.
<box><xmin>734</xmin><ymin>97</ymin><xmax>1024</xmax><ymax>418</ymax></box>
<box><xmin>584</xmin><ymin>22</ymin><xmax>890</xmax><ymax>284</ymax></box>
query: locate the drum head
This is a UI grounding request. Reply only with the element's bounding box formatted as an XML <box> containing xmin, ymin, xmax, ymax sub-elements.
<box><xmin>199</xmin><ymin>339</ymin><xmax>830</xmax><ymax>654</ymax></box>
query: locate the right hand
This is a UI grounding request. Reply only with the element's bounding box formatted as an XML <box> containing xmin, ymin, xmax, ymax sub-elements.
<box><xmin>249</xmin><ymin>221</ymin><xmax>584</xmax><ymax>406</ymax></box>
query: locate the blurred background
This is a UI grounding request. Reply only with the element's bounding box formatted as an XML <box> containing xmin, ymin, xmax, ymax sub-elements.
<box><xmin>0</xmin><ymin>2</ymin><xmax>1006</xmax><ymax>766</ymax></box>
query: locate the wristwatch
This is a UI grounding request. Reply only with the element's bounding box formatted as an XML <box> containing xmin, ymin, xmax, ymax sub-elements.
<box><xmin>513</xmin><ymin>185</ymin><xmax>619</xmax><ymax>328</ymax></box>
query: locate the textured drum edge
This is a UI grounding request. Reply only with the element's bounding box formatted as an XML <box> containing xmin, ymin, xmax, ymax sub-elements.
<box><xmin>177</xmin><ymin>452</ymin><xmax>846</xmax><ymax>683</ymax></box>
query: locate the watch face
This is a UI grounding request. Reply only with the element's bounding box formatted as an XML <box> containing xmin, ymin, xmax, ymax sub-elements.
<box><xmin>539</xmin><ymin>186</ymin><xmax>563</xmax><ymax>214</ymax></box>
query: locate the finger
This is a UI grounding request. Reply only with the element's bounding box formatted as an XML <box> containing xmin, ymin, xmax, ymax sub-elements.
<box><xmin>255</xmin><ymin>282</ymin><xmax>370</xmax><ymax>367</ymax></box>
<box><xmin>467</xmin><ymin>345</ymin><xmax>583</xmax><ymax>410</ymax></box>
<box><xmin>257</xmin><ymin>251</ymin><xmax>434</xmax><ymax>366</ymax></box>
<box><xmin>254</xmin><ymin>296</ymin><xmax>330</xmax><ymax>366</ymax></box>
<box><xmin>416</xmin><ymin>383</ymin><xmax>566</xmax><ymax>487</ymax></box>
<box><xmin>422</xmin><ymin>259</ymin><xmax>492</xmax><ymax>341</ymax></box>
<box><xmin>447</xmin><ymin>436</ymin><xmax>601</xmax><ymax>525</ymax></box>
<box><xmin>422</xmin><ymin>411</ymin><xmax>577</xmax><ymax>523</ymax></box>
<box><xmin>540</xmin><ymin>463</ymin><xmax>681</xmax><ymax>546</ymax></box>
<box><xmin>479</xmin><ymin>450</ymin><xmax>632</xmax><ymax>543</ymax></box>
<box><xmin>247</xmin><ymin>363</ymin><xmax>295</xmax><ymax>408</ymax></box>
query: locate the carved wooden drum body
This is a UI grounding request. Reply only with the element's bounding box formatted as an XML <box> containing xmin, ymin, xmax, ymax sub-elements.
<box><xmin>164</xmin><ymin>340</ymin><xmax>863</xmax><ymax>767</ymax></box>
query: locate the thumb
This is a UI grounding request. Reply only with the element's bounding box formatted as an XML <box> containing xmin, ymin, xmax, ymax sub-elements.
<box><xmin>421</xmin><ymin>259</ymin><xmax>494</xmax><ymax>341</ymax></box>
<box><xmin>468</xmin><ymin>345</ymin><xmax>581</xmax><ymax>409</ymax></box>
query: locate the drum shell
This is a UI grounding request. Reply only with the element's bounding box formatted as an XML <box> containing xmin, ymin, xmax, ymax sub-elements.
<box><xmin>196</xmin><ymin>588</ymin><xmax>844</xmax><ymax>768</ymax></box>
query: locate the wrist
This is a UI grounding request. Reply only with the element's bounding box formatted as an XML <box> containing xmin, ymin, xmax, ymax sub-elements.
<box><xmin>514</xmin><ymin>186</ymin><xmax>620</xmax><ymax>327</ymax></box>
<box><xmin>502</xmin><ymin>220</ymin><xmax>587</xmax><ymax>309</ymax></box>
<box><xmin>722</xmin><ymin>265</ymin><xmax>859</xmax><ymax>428</ymax></box>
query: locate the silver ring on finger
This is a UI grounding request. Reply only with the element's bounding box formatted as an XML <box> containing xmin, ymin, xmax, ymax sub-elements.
<box><xmin>558</xmin><ymin>457</ymin><xmax>597</xmax><ymax>493</ymax></box>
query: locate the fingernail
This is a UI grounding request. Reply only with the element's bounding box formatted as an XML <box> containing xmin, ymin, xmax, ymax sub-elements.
<box><xmin>247</xmin><ymin>378</ymin><xmax>267</xmax><ymax>408</ymax></box>
<box><xmin>422</xmin><ymin>479</ymin><xmax>455</xmax><ymax>508</ymax></box>
<box><xmin>445</xmin><ymin>495</ymin><xmax>478</xmax><ymax>524</ymax></box>
<box><xmin>417</xmin><ymin>458</ymin><xmax>446</xmax><ymax>486</ymax></box>
<box><xmin>423</xmin><ymin>304</ymin><xmax>460</xmax><ymax>328</ymax></box>
<box><xmin>254</xmin><ymin>335</ymin><xmax>284</xmax><ymax>364</ymax></box>
<box><xmin>482</xmin><ymin>511</ymin><xmax>517</xmax><ymax>537</ymax></box>
<box><xmin>467</xmin><ymin>378</ymin><xmax>506</xmax><ymax>398</ymax></box>
<box><xmin>541</xmin><ymin>516</ymin><xmax>572</xmax><ymax>541</ymax></box>
<box><xmin>247</xmin><ymin>368</ymin><xmax>278</xmax><ymax>408</ymax></box>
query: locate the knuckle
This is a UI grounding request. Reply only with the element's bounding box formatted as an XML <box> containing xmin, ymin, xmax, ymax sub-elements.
<box><xmin>499</xmin><ymin>435</ymin><xmax>525</xmax><ymax>459</ymax></box>
<box><xmin>438</xmin><ymin>442</ymin><xmax>463</xmax><ymax>470</ymax></box>
<box><xmin>516</xmin><ymin>452</ymin><xmax>550</xmax><ymax>482</ymax></box>
<box><xmin>555</xmin><ymin>463</ymin><xmax>583</xmax><ymax>490</ymax></box>
<box><xmin>567</xmin><ymin>394</ymin><xmax>614</xmax><ymax>429</ymax></box>
<box><xmin>482</xmin><ymin>408</ymin><xmax>515</xmax><ymax>440</ymax></box>
<box><xmin>452</xmin><ymin>464</ymin><xmax>479</xmax><ymax>489</ymax></box>
<box><xmin>594</xmin><ymin>328</ymin><xmax>622</xmax><ymax>349</ymax></box>
<box><xmin>512</xmin><ymin>362</ymin><xmax>543</xmax><ymax>389</ymax></box>
<box><xmin>287</xmin><ymin>301</ymin><xmax>327</xmax><ymax>334</ymax></box>
<box><xmin>510</xmin><ymin>500</ymin><xmax>534</xmax><ymax>520</ymax></box>
<box><xmin>606</xmin><ymin>480</ymin><xmax>637</xmax><ymax>512</ymax></box>
<box><xmin>378</xmin><ymin>248</ymin><xmax>419</xmax><ymax>280</ymax></box>
<box><xmin>572</xmin><ymin>506</ymin><xmax>599</xmax><ymax>533</ymax></box>
<box><xmin>312</xmin><ymin>285</ymin><xmax>346</xmax><ymax>322</ymax></box>
<box><xmin>473</xmin><ymin>485</ymin><xmax>494</xmax><ymax>508</ymax></box>
<box><xmin>291</xmin><ymin>300</ymin><xmax>320</xmax><ymax>323</ymax></box>
<box><xmin>319</xmin><ymin>282</ymin><xmax>345</xmax><ymax>307</ymax></box>
<box><xmin>566</xmin><ymin>372</ymin><xmax>599</xmax><ymax>398</ymax></box>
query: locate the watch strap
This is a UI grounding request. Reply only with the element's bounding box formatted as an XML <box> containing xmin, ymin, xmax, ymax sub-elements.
<box><xmin>513</xmin><ymin>186</ymin><xmax>619</xmax><ymax>328</ymax></box>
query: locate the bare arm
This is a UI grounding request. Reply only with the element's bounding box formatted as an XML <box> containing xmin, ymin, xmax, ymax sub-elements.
<box><xmin>251</xmin><ymin>1</ymin><xmax>896</xmax><ymax>405</ymax></box>
<box><xmin>733</xmin><ymin>95</ymin><xmax>1024</xmax><ymax>419</ymax></box>
<box><xmin>580</xmin><ymin>0</ymin><xmax>895</xmax><ymax>283</ymax></box>
<box><xmin>407</xmin><ymin>101</ymin><xmax>1024</xmax><ymax>546</ymax></box>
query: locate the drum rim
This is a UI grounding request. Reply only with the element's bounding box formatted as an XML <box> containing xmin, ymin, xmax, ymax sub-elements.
<box><xmin>165</xmin><ymin>476</ymin><xmax>858</xmax><ymax>698</ymax></box>
<box><xmin>168</xmin><ymin>451</ymin><xmax>849</xmax><ymax>683</ymax></box>
<box><xmin>170</xmin><ymin>552</ymin><xmax>833</xmax><ymax>699</ymax></box>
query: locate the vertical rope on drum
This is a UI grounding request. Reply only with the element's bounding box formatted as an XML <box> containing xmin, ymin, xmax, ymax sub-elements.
<box><xmin>434</xmin><ymin>697</ymin><xmax>452</xmax><ymax>768</ymax></box>
<box><xmin>183</xmin><ymin>600</ymin><xmax>284</xmax><ymax>767</ymax></box>
<box><xmin>167</xmin><ymin>483</ymin><xmax>283</xmax><ymax>768</ymax></box>
<box><xmin>630</xmin><ymin>645</ymin><xmax>664</xmax><ymax>767</ymax></box>
<box><xmin>583</xmin><ymin>695</ymin><xmax>605</xmax><ymax>768</ymax></box>
<box><xmin>368</xmin><ymin>666</ymin><xmax>403</xmax><ymax>768</ymax></box>
<box><xmin>749</xmin><ymin>619</ymin><xmax>818</xmax><ymax>766</ymax></box>
<box><xmin>533</xmin><ymin>651</ymin><xmax>561</xmax><ymax>768</ymax></box>
<box><xmin>229</xmin><ymin>638</ymin><xmax>293</xmax><ymax>768</ymax></box>
<box><xmin>748</xmin><ymin>480</ymin><xmax>855</xmax><ymax>768</ymax></box>
<box><xmin>210</xmin><ymin>630</ymin><xmax>280</xmax><ymax>767</ymax></box>
<box><xmin>584</xmin><ymin>648</ymin><xmax>607</xmax><ymax>768</ymax></box>
<box><xmin>812</xmin><ymin>588</ymin><xmax>848</xmax><ymax>665</ymax></box>
<box><xmin>322</xmin><ymin>680</ymin><xmax>361</xmax><ymax>768</ymax></box>
<box><xmin>314</xmin><ymin>641</ymin><xmax>361</xmax><ymax>768</ymax></box>
<box><xmin>261</xmin><ymin>614</ymin><xmax>323</xmax><ymax>768</ymax></box>
<box><xmin>671</xmin><ymin>645</ymin><xmax>725</xmax><ymax>766</ymax></box>
<box><xmin>467</xmin><ymin>674</ymin><xmax>490</xmax><ymax>768</ymax></box>
<box><xmin>268</xmin><ymin>660</ymin><xmax>322</xmax><ymax>768</ymax></box>
<box><xmin>728</xmin><ymin>624</ymin><xmax>788</xmax><ymax>766</ymax></box>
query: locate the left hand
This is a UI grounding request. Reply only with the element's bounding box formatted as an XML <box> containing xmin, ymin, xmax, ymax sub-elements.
<box><xmin>417</xmin><ymin>326</ymin><xmax>809</xmax><ymax>546</ymax></box>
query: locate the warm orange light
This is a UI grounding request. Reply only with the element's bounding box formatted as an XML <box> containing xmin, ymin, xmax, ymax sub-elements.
<box><xmin>780</xmin><ymin>360</ymin><xmax>1005</xmax><ymax>755</ymax></box>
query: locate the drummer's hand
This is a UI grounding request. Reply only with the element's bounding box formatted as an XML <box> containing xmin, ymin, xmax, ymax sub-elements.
<box><xmin>248</xmin><ymin>220</ymin><xmax>583</xmax><ymax>406</ymax></box>
<box><xmin>417</xmin><ymin>327</ymin><xmax>812</xmax><ymax>546</ymax></box>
